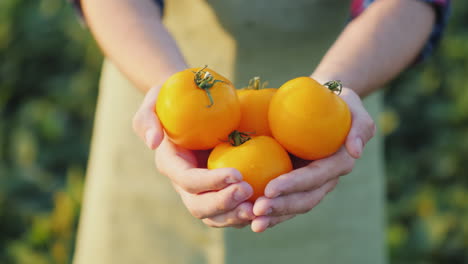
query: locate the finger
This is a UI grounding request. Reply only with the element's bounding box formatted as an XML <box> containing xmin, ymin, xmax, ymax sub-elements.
<box><xmin>176</xmin><ymin>181</ymin><xmax>253</xmax><ymax>219</ymax></box>
<box><xmin>254</xmin><ymin>178</ymin><xmax>339</xmax><ymax>217</ymax></box>
<box><xmin>264</xmin><ymin>148</ymin><xmax>353</xmax><ymax>198</ymax></box>
<box><xmin>250</xmin><ymin>215</ymin><xmax>296</xmax><ymax>233</ymax></box>
<box><xmin>340</xmin><ymin>89</ymin><xmax>376</xmax><ymax>159</ymax></box>
<box><xmin>201</xmin><ymin>202</ymin><xmax>255</xmax><ymax>228</ymax></box>
<box><xmin>268</xmin><ymin>214</ymin><xmax>296</xmax><ymax>229</ymax></box>
<box><xmin>132</xmin><ymin>85</ymin><xmax>164</xmax><ymax>149</ymax></box>
<box><xmin>156</xmin><ymin>137</ymin><xmax>243</xmax><ymax>193</ymax></box>
<box><xmin>345</xmin><ymin>110</ymin><xmax>375</xmax><ymax>159</ymax></box>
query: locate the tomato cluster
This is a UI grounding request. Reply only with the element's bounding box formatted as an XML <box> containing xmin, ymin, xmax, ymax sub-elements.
<box><xmin>155</xmin><ymin>66</ymin><xmax>351</xmax><ymax>201</ymax></box>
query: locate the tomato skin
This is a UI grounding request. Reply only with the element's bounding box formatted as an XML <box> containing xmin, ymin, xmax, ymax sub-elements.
<box><xmin>208</xmin><ymin>136</ymin><xmax>292</xmax><ymax>202</ymax></box>
<box><xmin>268</xmin><ymin>77</ymin><xmax>351</xmax><ymax>160</ymax></box>
<box><xmin>156</xmin><ymin>68</ymin><xmax>241</xmax><ymax>150</ymax></box>
<box><xmin>236</xmin><ymin>88</ymin><xmax>276</xmax><ymax>137</ymax></box>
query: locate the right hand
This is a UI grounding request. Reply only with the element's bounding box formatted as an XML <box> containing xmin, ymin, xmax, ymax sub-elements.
<box><xmin>133</xmin><ymin>85</ymin><xmax>255</xmax><ymax>228</ymax></box>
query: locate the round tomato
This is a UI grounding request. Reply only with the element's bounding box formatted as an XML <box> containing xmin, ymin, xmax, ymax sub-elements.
<box><xmin>236</xmin><ymin>77</ymin><xmax>276</xmax><ymax>137</ymax></box>
<box><xmin>208</xmin><ymin>131</ymin><xmax>292</xmax><ymax>202</ymax></box>
<box><xmin>156</xmin><ymin>67</ymin><xmax>241</xmax><ymax>150</ymax></box>
<box><xmin>268</xmin><ymin>77</ymin><xmax>351</xmax><ymax>160</ymax></box>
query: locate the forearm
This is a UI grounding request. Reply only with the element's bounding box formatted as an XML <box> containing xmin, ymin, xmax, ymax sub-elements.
<box><xmin>312</xmin><ymin>0</ymin><xmax>435</xmax><ymax>97</ymax></box>
<box><xmin>82</xmin><ymin>0</ymin><xmax>186</xmax><ymax>92</ymax></box>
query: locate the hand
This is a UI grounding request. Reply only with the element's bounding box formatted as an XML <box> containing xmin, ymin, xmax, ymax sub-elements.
<box><xmin>133</xmin><ymin>85</ymin><xmax>255</xmax><ymax>228</ymax></box>
<box><xmin>251</xmin><ymin>87</ymin><xmax>376</xmax><ymax>232</ymax></box>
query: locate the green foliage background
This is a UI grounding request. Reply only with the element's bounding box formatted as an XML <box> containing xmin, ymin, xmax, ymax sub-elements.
<box><xmin>385</xmin><ymin>2</ymin><xmax>468</xmax><ymax>263</ymax></box>
<box><xmin>0</xmin><ymin>0</ymin><xmax>101</xmax><ymax>263</ymax></box>
<box><xmin>0</xmin><ymin>0</ymin><xmax>466</xmax><ymax>263</ymax></box>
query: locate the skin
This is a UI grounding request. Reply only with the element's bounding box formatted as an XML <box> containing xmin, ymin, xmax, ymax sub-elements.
<box><xmin>82</xmin><ymin>0</ymin><xmax>435</xmax><ymax>232</ymax></box>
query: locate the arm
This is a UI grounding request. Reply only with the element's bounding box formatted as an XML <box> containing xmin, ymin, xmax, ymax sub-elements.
<box><xmin>81</xmin><ymin>0</ymin><xmax>186</xmax><ymax>92</ymax></box>
<box><xmin>312</xmin><ymin>0</ymin><xmax>435</xmax><ymax>97</ymax></box>
<box><xmin>314</xmin><ymin>0</ymin><xmax>436</xmax><ymax>158</ymax></box>
<box><xmin>251</xmin><ymin>0</ymin><xmax>437</xmax><ymax>232</ymax></box>
<box><xmin>83</xmin><ymin>0</ymin><xmax>255</xmax><ymax>228</ymax></box>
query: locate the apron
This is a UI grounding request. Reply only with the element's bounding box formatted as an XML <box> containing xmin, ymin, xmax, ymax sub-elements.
<box><xmin>73</xmin><ymin>0</ymin><xmax>387</xmax><ymax>263</ymax></box>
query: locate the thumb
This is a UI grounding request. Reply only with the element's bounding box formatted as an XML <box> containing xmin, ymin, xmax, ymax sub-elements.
<box><xmin>345</xmin><ymin>111</ymin><xmax>376</xmax><ymax>159</ymax></box>
<box><xmin>340</xmin><ymin>89</ymin><xmax>376</xmax><ymax>159</ymax></box>
<box><xmin>133</xmin><ymin>85</ymin><xmax>164</xmax><ymax>149</ymax></box>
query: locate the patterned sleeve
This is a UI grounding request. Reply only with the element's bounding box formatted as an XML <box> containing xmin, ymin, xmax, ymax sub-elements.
<box><xmin>350</xmin><ymin>0</ymin><xmax>451</xmax><ymax>61</ymax></box>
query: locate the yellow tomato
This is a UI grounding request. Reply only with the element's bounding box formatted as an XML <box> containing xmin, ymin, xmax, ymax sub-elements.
<box><xmin>156</xmin><ymin>67</ymin><xmax>241</xmax><ymax>150</ymax></box>
<box><xmin>208</xmin><ymin>131</ymin><xmax>292</xmax><ymax>202</ymax></box>
<box><xmin>269</xmin><ymin>77</ymin><xmax>351</xmax><ymax>160</ymax></box>
<box><xmin>236</xmin><ymin>77</ymin><xmax>276</xmax><ymax>137</ymax></box>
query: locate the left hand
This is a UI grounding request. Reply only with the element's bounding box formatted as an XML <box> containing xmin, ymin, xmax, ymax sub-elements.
<box><xmin>133</xmin><ymin>85</ymin><xmax>255</xmax><ymax>229</ymax></box>
<box><xmin>251</xmin><ymin>87</ymin><xmax>376</xmax><ymax>232</ymax></box>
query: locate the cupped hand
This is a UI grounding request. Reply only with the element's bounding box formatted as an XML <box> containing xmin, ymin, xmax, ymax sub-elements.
<box><xmin>133</xmin><ymin>85</ymin><xmax>255</xmax><ymax>228</ymax></box>
<box><xmin>251</xmin><ymin>87</ymin><xmax>376</xmax><ymax>232</ymax></box>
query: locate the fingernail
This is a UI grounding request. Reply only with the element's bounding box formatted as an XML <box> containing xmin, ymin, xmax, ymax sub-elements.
<box><xmin>226</xmin><ymin>177</ymin><xmax>240</xmax><ymax>184</ymax></box>
<box><xmin>354</xmin><ymin>138</ymin><xmax>363</xmax><ymax>157</ymax></box>
<box><xmin>238</xmin><ymin>210</ymin><xmax>253</xmax><ymax>220</ymax></box>
<box><xmin>268</xmin><ymin>192</ymin><xmax>281</xmax><ymax>199</ymax></box>
<box><xmin>265</xmin><ymin>208</ymin><xmax>273</xmax><ymax>215</ymax></box>
<box><xmin>238</xmin><ymin>210</ymin><xmax>248</xmax><ymax>219</ymax></box>
<box><xmin>234</xmin><ymin>189</ymin><xmax>249</xmax><ymax>201</ymax></box>
<box><xmin>145</xmin><ymin>129</ymin><xmax>155</xmax><ymax>149</ymax></box>
<box><xmin>225</xmin><ymin>170</ymin><xmax>242</xmax><ymax>184</ymax></box>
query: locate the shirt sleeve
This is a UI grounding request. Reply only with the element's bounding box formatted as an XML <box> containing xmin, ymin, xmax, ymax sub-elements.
<box><xmin>350</xmin><ymin>0</ymin><xmax>451</xmax><ymax>62</ymax></box>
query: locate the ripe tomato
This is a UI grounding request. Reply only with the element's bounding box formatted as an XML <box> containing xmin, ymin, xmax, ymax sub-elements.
<box><xmin>268</xmin><ymin>77</ymin><xmax>351</xmax><ymax>160</ymax></box>
<box><xmin>236</xmin><ymin>77</ymin><xmax>276</xmax><ymax>137</ymax></box>
<box><xmin>156</xmin><ymin>67</ymin><xmax>241</xmax><ymax>150</ymax></box>
<box><xmin>208</xmin><ymin>131</ymin><xmax>292</xmax><ymax>202</ymax></box>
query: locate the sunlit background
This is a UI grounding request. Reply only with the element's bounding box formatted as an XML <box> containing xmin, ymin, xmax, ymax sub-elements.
<box><xmin>0</xmin><ymin>0</ymin><xmax>467</xmax><ymax>263</ymax></box>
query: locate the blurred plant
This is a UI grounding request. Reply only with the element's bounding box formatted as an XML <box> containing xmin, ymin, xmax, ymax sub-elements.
<box><xmin>384</xmin><ymin>1</ymin><xmax>468</xmax><ymax>263</ymax></box>
<box><xmin>0</xmin><ymin>0</ymin><xmax>101</xmax><ymax>263</ymax></box>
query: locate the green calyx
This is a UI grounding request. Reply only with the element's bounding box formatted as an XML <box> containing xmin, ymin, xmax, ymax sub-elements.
<box><xmin>228</xmin><ymin>130</ymin><xmax>252</xmax><ymax>146</ymax></box>
<box><xmin>324</xmin><ymin>80</ymin><xmax>343</xmax><ymax>95</ymax></box>
<box><xmin>193</xmin><ymin>65</ymin><xmax>225</xmax><ymax>107</ymax></box>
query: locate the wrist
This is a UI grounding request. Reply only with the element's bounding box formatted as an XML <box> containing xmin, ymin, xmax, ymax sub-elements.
<box><xmin>148</xmin><ymin>63</ymin><xmax>188</xmax><ymax>92</ymax></box>
<box><xmin>311</xmin><ymin>70</ymin><xmax>368</xmax><ymax>98</ymax></box>
<box><xmin>310</xmin><ymin>68</ymin><xmax>349</xmax><ymax>90</ymax></box>
<box><xmin>310</xmin><ymin>71</ymin><xmax>335</xmax><ymax>86</ymax></box>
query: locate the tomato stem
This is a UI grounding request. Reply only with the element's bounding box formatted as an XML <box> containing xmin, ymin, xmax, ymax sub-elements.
<box><xmin>246</xmin><ymin>76</ymin><xmax>268</xmax><ymax>90</ymax></box>
<box><xmin>324</xmin><ymin>80</ymin><xmax>343</xmax><ymax>95</ymax></box>
<box><xmin>228</xmin><ymin>130</ymin><xmax>252</xmax><ymax>146</ymax></box>
<box><xmin>193</xmin><ymin>66</ymin><xmax>225</xmax><ymax>107</ymax></box>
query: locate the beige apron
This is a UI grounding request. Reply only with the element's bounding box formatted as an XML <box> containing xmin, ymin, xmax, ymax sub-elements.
<box><xmin>73</xmin><ymin>0</ymin><xmax>387</xmax><ymax>263</ymax></box>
